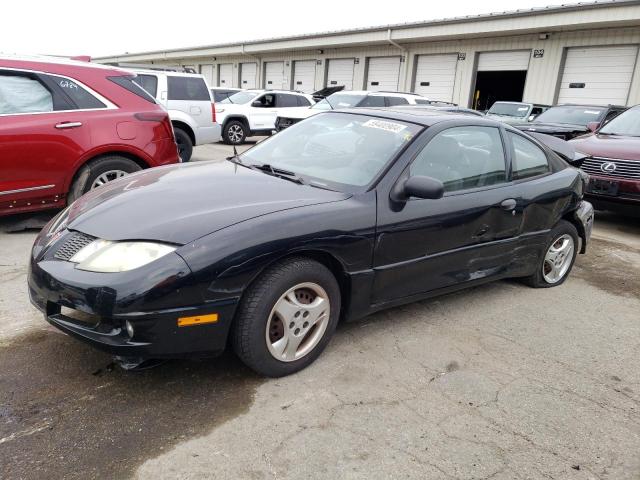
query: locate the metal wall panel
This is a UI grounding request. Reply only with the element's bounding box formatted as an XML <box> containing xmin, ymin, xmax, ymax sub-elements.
<box><xmin>557</xmin><ymin>45</ymin><xmax>639</xmax><ymax>104</ymax></box>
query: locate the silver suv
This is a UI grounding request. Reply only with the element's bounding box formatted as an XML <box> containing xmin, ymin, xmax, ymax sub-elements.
<box><xmin>128</xmin><ymin>67</ymin><xmax>221</xmax><ymax>161</ymax></box>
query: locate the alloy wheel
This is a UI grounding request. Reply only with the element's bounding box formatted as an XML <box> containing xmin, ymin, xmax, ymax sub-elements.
<box><xmin>542</xmin><ymin>234</ymin><xmax>574</xmax><ymax>284</ymax></box>
<box><xmin>265</xmin><ymin>282</ymin><xmax>330</xmax><ymax>362</ymax></box>
<box><xmin>228</xmin><ymin>124</ymin><xmax>244</xmax><ymax>143</ymax></box>
<box><xmin>91</xmin><ymin>170</ymin><xmax>128</xmax><ymax>189</ymax></box>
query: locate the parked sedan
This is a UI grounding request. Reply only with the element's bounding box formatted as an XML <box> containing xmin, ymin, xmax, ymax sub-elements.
<box><xmin>570</xmin><ymin>105</ymin><xmax>640</xmax><ymax>216</ymax></box>
<box><xmin>0</xmin><ymin>55</ymin><xmax>180</xmax><ymax>216</ymax></box>
<box><xmin>29</xmin><ymin>108</ymin><xmax>593</xmax><ymax>377</ymax></box>
<box><xmin>484</xmin><ymin>101</ymin><xmax>549</xmax><ymax>124</ymax></box>
<box><xmin>514</xmin><ymin>104</ymin><xmax>627</xmax><ymax>140</ymax></box>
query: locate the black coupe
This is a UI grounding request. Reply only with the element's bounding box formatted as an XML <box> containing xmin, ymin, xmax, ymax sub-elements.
<box><xmin>29</xmin><ymin>108</ymin><xmax>594</xmax><ymax>377</ymax></box>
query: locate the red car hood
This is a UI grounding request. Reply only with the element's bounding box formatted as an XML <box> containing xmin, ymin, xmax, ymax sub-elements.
<box><xmin>570</xmin><ymin>134</ymin><xmax>640</xmax><ymax>161</ymax></box>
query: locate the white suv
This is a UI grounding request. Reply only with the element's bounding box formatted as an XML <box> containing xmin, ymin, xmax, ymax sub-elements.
<box><xmin>216</xmin><ymin>90</ymin><xmax>315</xmax><ymax>144</ymax></box>
<box><xmin>128</xmin><ymin>68</ymin><xmax>221</xmax><ymax>161</ymax></box>
<box><xmin>275</xmin><ymin>91</ymin><xmax>428</xmax><ymax>131</ymax></box>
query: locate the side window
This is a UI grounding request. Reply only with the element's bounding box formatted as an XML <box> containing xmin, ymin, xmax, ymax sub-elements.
<box><xmin>603</xmin><ymin>109</ymin><xmax>621</xmax><ymax>124</ymax></box>
<box><xmin>253</xmin><ymin>94</ymin><xmax>275</xmax><ymax>108</ymax></box>
<box><xmin>414</xmin><ymin>98</ymin><xmax>430</xmax><ymax>105</ymax></box>
<box><xmin>386</xmin><ymin>96</ymin><xmax>409</xmax><ymax>106</ymax></box>
<box><xmin>296</xmin><ymin>96</ymin><xmax>311</xmax><ymax>107</ymax></box>
<box><xmin>410</xmin><ymin>126</ymin><xmax>507</xmax><ymax>192</ymax></box>
<box><xmin>167</xmin><ymin>76</ymin><xmax>210</xmax><ymax>101</ymax></box>
<box><xmin>530</xmin><ymin>107</ymin><xmax>543</xmax><ymax>116</ymax></box>
<box><xmin>0</xmin><ymin>73</ymin><xmax>53</xmax><ymax>114</ymax></box>
<box><xmin>132</xmin><ymin>74</ymin><xmax>158</xmax><ymax>98</ymax></box>
<box><xmin>508</xmin><ymin>132</ymin><xmax>550</xmax><ymax>180</ymax></box>
<box><xmin>49</xmin><ymin>75</ymin><xmax>106</xmax><ymax>109</ymax></box>
<box><xmin>277</xmin><ymin>94</ymin><xmax>298</xmax><ymax>107</ymax></box>
<box><xmin>358</xmin><ymin>96</ymin><xmax>385</xmax><ymax>107</ymax></box>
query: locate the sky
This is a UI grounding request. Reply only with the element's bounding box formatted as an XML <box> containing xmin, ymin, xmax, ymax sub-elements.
<box><xmin>2</xmin><ymin>0</ymin><xmax>575</xmax><ymax>58</ymax></box>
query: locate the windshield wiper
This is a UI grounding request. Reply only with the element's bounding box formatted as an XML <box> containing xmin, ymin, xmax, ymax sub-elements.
<box><xmin>249</xmin><ymin>163</ymin><xmax>306</xmax><ymax>185</ymax></box>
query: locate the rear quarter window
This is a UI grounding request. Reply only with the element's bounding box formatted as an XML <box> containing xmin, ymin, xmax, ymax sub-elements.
<box><xmin>168</xmin><ymin>76</ymin><xmax>210</xmax><ymax>101</ymax></box>
<box><xmin>108</xmin><ymin>76</ymin><xmax>157</xmax><ymax>103</ymax></box>
<box><xmin>132</xmin><ymin>74</ymin><xmax>158</xmax><ymax>98</ymax></box>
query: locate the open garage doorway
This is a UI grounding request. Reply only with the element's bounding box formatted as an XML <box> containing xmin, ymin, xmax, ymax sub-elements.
<box><xmin>473</xmin><ymin>70</ymin><xmax>527</xmax><ymax>111</ymax></box>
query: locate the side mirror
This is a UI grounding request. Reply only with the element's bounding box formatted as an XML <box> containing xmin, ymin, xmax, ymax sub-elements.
<box><xmin>251</xmin><ymin>100</ymin><xmax>263</xmax><ymax>108</ymax></box>
<box><xmin>528</xmin><ymin>115</ymin><xmax>536</xmax><ymax>122</ymax></box>
<box><xmin>586</xmin><ymin>121</ymin><xmax>599</xmax><ymax>133</ymax></box>
<box><xmin>392</xmin><ymin>175</ymin><xmax>444</xmax><ymax>202</ymax></box>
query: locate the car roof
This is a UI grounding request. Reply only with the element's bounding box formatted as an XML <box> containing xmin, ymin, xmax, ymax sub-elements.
<box><xmin>553</xmin><ymin>103</ymin><xmax>626</xmax><ymax>109</ymax></box>
<box><xmin>0</xmin><ymin>54</ymin><xmax>128</xmax><ymax>75</ymax></box>
<box><xmin>331</xmin><ymin>90</ymin><xmax>417</xmax><ymax>97</ymax></box>
<box><xmin>245</xmin><ymin>89</ymin><xmax>311</xmax><ymax>95</ymax></box>
<box><xmin>332</xmin><ymin>106</ymin><xmax>503</xmax><ymax>127</ymax></box>
<box><xmin>126</xmin><ymin>68</ymin><xmax>206</xmax><ymax>78</ymax></box>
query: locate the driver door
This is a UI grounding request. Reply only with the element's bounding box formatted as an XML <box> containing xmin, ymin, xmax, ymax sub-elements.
<box><xmin>248</xmin><ymin>93</ymin><xmax>277</xmax><ymax>130</ymax></box>
<box><xmin>372</xmin><ymin>124</ymin><xmax>523</xmax><ymax>304</ymax></box>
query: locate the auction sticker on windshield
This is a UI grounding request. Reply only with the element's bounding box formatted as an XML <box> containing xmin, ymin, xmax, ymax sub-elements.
<box><xmin>363</xmin><ymin>119</ymin><xmax>407</xmax><ymax>133</ymax></box>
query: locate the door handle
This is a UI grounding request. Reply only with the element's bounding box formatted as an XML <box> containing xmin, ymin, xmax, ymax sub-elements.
<box><xmin>500</xmin><ymin>198</ymin><xmax>517</xmax><ymax>211</ymax></box>
<box><xmin>55</xmin><ymin>122</ymin><xmax>82</xmax><ymax>129</ymax></box>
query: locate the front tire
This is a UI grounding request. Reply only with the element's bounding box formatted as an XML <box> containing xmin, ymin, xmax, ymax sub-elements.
<box><xmin>524</xmin><ymin>220</ymin><xmax>579</xmax><ymax>288</ymax></box>
<box><xmin>67</xmin><ymin>156</ymin><xmax>141</xmax><ymax>203</ymax></box>
<box><xmin>224</xmin><ymin>120</ymin><xmax>247</xmax><ymax>145</ymax></box>
<box><xmin>174</xmin><ymin>128</ymin><xmax>193</xmax><ymax>162</ymax></box>
<box><xmin>231</xmin><ymin>258</ymin><xmax>341</xmax><ymax>377</ymax></box>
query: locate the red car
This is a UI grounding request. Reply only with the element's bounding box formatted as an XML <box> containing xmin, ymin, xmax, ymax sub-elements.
<box><xmin>570</xmin><ymin>105</ymin><xmax>640</xmax><ymax>216</ymax></box>
<box><xmin>0</xmin><ymin>55</ymin><xmax>179</xmax><ymax>216</ymax></box>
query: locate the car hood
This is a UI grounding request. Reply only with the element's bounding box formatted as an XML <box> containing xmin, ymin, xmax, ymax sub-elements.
<box><xmin>66</xmin><ymin>161</ymin><xmax>350</xmax><ymax>244</ymax></box>
<box><xmin>569</xmin><ymin>133</ymin><xmax>640</xmax><ymax>161</ymax></box>
<box><xmin>277</xmin><ymin>107</ymin><xmax>320</xmax><ymax>120</ymax></box>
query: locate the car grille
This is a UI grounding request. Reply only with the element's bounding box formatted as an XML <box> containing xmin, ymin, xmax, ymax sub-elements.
<box><xmin>54</xmin><ymin>232</ymin><xmax>96</xmax><ymax>261</ymax></box>
<box><xmin>581</xmin><ymin>157</ymin><xmax>640</xmax><ymax>180</ymax></box>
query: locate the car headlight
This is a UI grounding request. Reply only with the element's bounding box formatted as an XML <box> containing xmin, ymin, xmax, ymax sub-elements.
<box><xmin>70</xmin><ymin>240</ymin><xmax>176</xmax><ymax>273</ymax></box>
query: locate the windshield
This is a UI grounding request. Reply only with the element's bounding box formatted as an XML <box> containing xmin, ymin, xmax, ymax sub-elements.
<box><xmin>487</xmin><ymin>102</ymin><xmax>530</xmax><ymax>117</ymax></box>
<box><xmin>534</xmin><ymin>106</ymin><xmax>605</xmax><ymax>126</ymax></box>
<box><xmin>599</xmin><ymin>108</ymin><xmax>640</xmax><ymax>136</ymax></box>
<box><xmin>220</xmin><ymin>91</ymin><xmax>259</xmax><ymax>104</ymax></box>
<box><xmin>239</xmin><ymin>113</ymin><xmax>421</xmax><ymax>190</ymax></box>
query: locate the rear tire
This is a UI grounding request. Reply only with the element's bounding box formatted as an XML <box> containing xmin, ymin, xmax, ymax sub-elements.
<box><xmin>174</xmin><ymin>128</ymin><xmax>193</xmax><ymax>162</ymax></box>
<box><xmin>224</xmin><ymin>120</ymin><xmax>247</xmax><ymax>145</ymax></box>
<box><xmin>67</xmin><ymin>156</ymin><xmax>141</xmax><ymax>203</ymax></box>
<box><xmin>523</xmin><ymin>220</ymin><xmax>579</xmax><ymax>288</ymax></box>
<box><xmin>231</xmin><ymin>258</ymin><xmax>341</xmax><ymax>377</ymax></box>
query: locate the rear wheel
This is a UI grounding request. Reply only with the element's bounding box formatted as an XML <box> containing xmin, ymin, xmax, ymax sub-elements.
<box><xmin>224</xmin><ymin>120</ymin><xmax>247</xmax><ymax>145</ymax></box>
<box><xmin>174</xmin><ymin>128</ymin><xmax>193</xmax><ymax>162</ymax></box>
<box><xmin>67</xmin><ymin>156</ymin><xmax>141</xmax><ymax>203</ymax></box>
<box><xmin>524</xmin><ymin>220</ymin><xmax>578</xmax><ymax>288</ymax></box>
<box><xmin>231</xmin><ymin>258</ymin><xmax>340</xmax><ymax>377</ymax></box>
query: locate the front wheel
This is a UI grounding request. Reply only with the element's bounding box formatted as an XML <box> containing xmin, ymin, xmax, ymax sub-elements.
<box><xmin>524</xmin><ymin>220</ymin><xmax>579</xmax><ymax>288</ymax></box>
<box><xmin>231</xmin><ymin>258</ymin><xmax>341</xmax><ymax>377</ymax></box>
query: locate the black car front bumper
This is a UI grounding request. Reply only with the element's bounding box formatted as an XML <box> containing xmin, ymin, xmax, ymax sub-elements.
<box><xmin>28</xmin><ymin>233</ymin><xmax>239</xmax><ymax>359</ymax></box>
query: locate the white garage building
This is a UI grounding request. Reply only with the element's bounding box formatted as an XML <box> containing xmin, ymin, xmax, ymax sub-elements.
<box><xmin>97</xmin><ymin>0</ymin><xmax>640</xmax><ymax>108</ymax></box>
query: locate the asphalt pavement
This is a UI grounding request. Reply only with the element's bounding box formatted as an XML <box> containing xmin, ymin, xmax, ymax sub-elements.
<box><xmin>1</xmin><ymin>142</ymin><xmax>639</xmax><ymax>480</ymax></box>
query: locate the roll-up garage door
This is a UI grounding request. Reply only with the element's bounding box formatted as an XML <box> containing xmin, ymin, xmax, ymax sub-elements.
<box><xmin>264</xmin><ymin>61</ymin><xmax>285</xmax><ymax>89</ymax></box>
<box><xmin>200</xmin><ymin>65</ymin><xmax>214</xmax><ymax>86</ymax></box>
<box><xmin>413</xmin><ymin>54</ymin><xmax>458</xmax><ymax>102</ymax></box>
<box><xmin>240</xmin><ymin>63</ymin><xmax>257</xmax><ymax>89</ymax></box>
<box><xmin>557</xmin><ymin>45</ymin><xmax>639</xmax><ymax>105</ymax></box>
<box><xmin>326</xmin><ymin>58</ymin><xmax>355</xmax><ymax>90</ymax></box>
<box><xmin>477</xmin><ymin>50</ymin><xmax>531</xmax><ymax>71</ymax></box>
<box><xmin>367</xmin><ymin>57</ymin><xmax>401</xmax><ymax>92</ymax></box>
<box><xmin>293</xmin><ymin>60</ymin><xmax>316</xmax><ymax>93</ymax></box>
<box><xmin>218</xmin><ymin>64</ymin><xmax>233</xmax><ymax>87</ymax></box>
